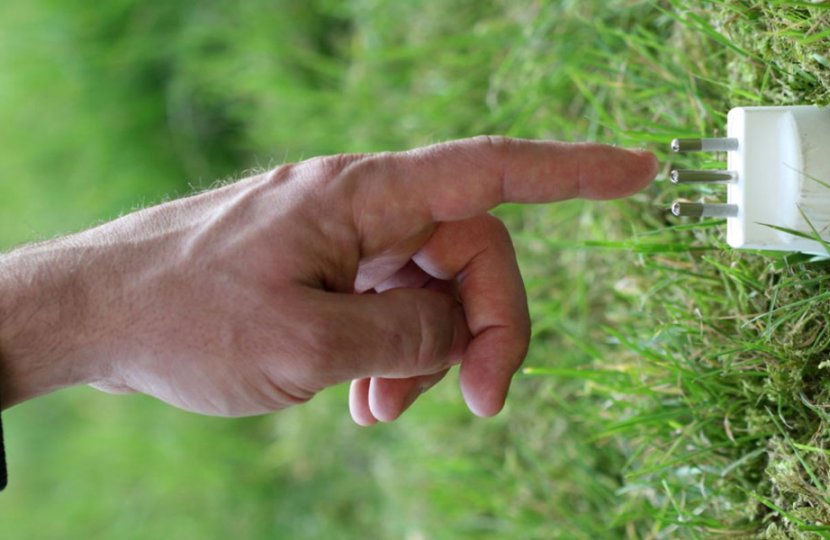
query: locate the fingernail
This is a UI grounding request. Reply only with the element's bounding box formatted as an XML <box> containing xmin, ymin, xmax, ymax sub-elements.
<box><xmin>635</xmin><ymin>150</ymin><xmax>659</xmax><ymax>178</ymax></box>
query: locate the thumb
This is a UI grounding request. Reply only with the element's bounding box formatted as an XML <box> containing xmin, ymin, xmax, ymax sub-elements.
<box><xmin>310</xmin><ymin>288</ymin><xmax>470</xmax><ymax>384</ymax></box>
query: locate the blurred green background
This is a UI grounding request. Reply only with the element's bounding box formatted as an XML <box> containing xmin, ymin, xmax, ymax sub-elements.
<box><xmin>1</xmin><ymin>1</ymin><xmax>830</xmax><ymax>538</ymax></box>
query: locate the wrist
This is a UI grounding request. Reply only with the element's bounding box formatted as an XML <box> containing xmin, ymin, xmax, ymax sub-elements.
<box><xmin>0</xmin><ymin>240</ymin><xmax>101</xmax><ymax>408</ymax></box>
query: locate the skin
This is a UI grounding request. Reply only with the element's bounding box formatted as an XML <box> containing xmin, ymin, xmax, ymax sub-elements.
<box><xmin>0</xmin><ymin>136</ymin><xmax>658</xmax><ymax>425</ymax></box>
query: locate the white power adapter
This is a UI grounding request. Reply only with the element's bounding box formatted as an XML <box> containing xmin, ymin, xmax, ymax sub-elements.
<box><xmin>671</xmin><ymin>105</ymin><xmax>830</xmax><ymax>255</ymax></box>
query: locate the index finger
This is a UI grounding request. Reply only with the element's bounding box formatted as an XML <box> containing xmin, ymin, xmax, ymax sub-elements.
<box><xmin>347</xmin><ymin>137</ymin><xmax>657</xmax><ymax>256</ymax></box>
<box><xmin>359</xmin><ymin>136</ymin><xmax>657</xmax><ymax>222</ymax></box>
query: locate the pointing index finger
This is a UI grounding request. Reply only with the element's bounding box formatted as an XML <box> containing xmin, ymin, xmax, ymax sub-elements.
<box><xmin>389</xmin><ymin>136</ymin><xmax>658</xmax><ymax>222</ymax></box>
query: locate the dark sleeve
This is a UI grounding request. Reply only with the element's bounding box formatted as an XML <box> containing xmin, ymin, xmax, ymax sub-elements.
<box><xmin>0</xmin><ymin>388</ymin><xmax>6</xmax><ymax>490</ymax></box>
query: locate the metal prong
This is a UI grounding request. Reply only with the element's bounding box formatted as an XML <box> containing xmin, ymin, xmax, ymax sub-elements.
<box><xmin>670</xmin><ymin>169</ymin><xmax>738</xmax><ymax>184</ymax></box>
<box><xmin>671</xmin><ymin>202</ymin><xmax>738</xmax><ymax>218</ymax></box>
<box><xmin>671</xmin><ymin>138</ymin><xmax>702</xmax><ymax>152</ymax></box>
<box><xmin>670</xmin><ymin>138</ymin><xmax>739</xmax><ymax>153</ymax></box>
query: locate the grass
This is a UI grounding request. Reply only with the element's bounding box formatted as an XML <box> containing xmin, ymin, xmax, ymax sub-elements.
<box><xmin>1</xmin><ymin>0</ymin><xmax>829</xmax><ymax>538</ymax></box>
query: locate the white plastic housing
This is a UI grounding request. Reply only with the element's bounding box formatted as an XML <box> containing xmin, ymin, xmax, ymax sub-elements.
<box><xmin>726</xmin><ymin>105</ymin><xmax>830</xmax><ymax>254</ymax></box>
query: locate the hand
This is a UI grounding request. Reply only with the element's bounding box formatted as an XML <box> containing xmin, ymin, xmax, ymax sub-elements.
<box><xmin>0</xmin><ymin>137</ymin><xmax>657</xmax><ymax>423</ymax></box>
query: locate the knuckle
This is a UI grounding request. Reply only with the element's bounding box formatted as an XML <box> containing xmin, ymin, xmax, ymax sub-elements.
<box><xmin>306</xmin><ymin>153</ymin><xmax>377</xmax><ymax>185</ymax></box>
<box><xmin>468</xmin><ymin>136</ymin><xmax>512</xmax><ymax>200</ymax></box>
<box><xmin>304</xmin><ymin>152</ymin><xmax>393</xmax><ymax>210</ymax></box>
<box><xmin>264</xmin><ymin>162</ymin><xmax>297</xmax><ymax>186</ymax></box>
<box><xmin>309</xmin><ymin>153</ymin><xmax>362</xmax><ymax>177</ymax></box>
<box><xmin>266</xmin><ymin>153</ymin><xmax>369</xmax><ymax>190</ymax></box>
<box><xmin>471</xmin><ymin>135</ymin><xmax>513</xmax><ymax>160</ymax></box>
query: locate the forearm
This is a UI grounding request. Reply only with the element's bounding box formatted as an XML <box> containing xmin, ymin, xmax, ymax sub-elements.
<box><xmin>0</xmin><ymin>239</ymin><xmax>100</xmax><ymax>408</ymax></box>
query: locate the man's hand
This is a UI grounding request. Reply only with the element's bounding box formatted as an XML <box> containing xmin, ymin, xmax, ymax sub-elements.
<box><xmin>0</xmin><ymin>137</ymin><xmax>657</xmax><ymax>424</ymax></box>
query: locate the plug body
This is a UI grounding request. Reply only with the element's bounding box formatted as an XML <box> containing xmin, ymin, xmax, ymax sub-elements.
<box><xmin>672</xmin><ymin>105</ymin><xmax>830</xmax><ymax>255</ymax></box>
<box><xmin>727</xmin><ymin>106</ymin><xmax>830</xmax><ymax>254</ymax></box>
